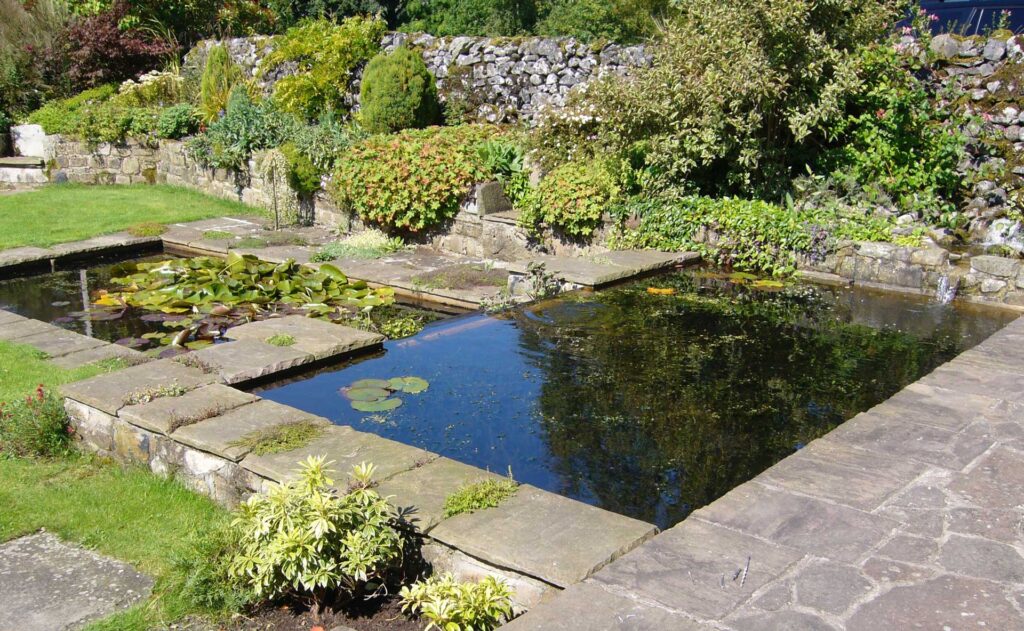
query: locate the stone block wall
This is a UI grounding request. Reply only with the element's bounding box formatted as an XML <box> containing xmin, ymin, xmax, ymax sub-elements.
<box><xmin>183</xmin><ymin>32</ymin><xmax>649</xmax><ymax>124</ymax></box>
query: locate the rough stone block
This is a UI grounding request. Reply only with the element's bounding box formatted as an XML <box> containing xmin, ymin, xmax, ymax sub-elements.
<box><xmin>0</xmin><ymin>318</ymin><xmax>59</xmax><ymax>342</ymax></box>
<box><xmin>971</xmin><ymin>254</ymin><xmax>1020</xmax><ymax>278</ymax></box>
<box><xmin>14</xmin><ymin>328</ymin><xmax>107</xmax><ymax>359</ymax></box>
<box><xmin>430</xmin><ymin>485</ymin><xmax>657</xmax><ymax>588</ymax></box>
<box><xmin>182</xmin><ymin>339</ymin><xmax>313</xmax><ymax>385</ymax></box>
<box><xmin>65</xmin><ymin>398</ymin><xmax>116</xmax><ymax>454</ymax></box>
<box><xmin>377</xmin><ymin>457</ymin><xmax>504</xmax><ymax>533</ymax></box>
<box><xmin>119</xmin><ymin>383</ymin><xmax>260</xmax><ymax>435</ymax></box>
<box><xmin>61</xmin><ymin>359</ymin><xmax>216</xmax><ymax>415</ymax></box>
<box><xmin>224</xmin><ymin>316</ymin><xmax>384</xmax><ymax>362</ymax></box>
<box><xmin>49</xmin><ymin>343</ymin><xmax>149</xmax><ymax>371</ymax></box>
<box><xmin>172</xmin><ymin>399</ymin><xmax>328</xmax><ymax>462</ymax></box>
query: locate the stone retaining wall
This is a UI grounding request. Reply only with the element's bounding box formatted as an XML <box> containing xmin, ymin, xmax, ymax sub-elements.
<box><xmin>182</xmin><ymin>32</ymin><xmax>649</xmax><ymax>124</ymax></box>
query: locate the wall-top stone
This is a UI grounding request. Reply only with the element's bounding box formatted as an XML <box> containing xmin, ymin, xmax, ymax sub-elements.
<box><xmin>182</xmin><ymin>32</ymin><xmax>650</xmax><ymax>124</ymax></box>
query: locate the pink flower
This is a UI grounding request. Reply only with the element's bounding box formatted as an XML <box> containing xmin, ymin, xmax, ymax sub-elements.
<box><xmin>876</xmin><ymin>108</ymin><xmax>887</xmax><ymax>120</ymax></box>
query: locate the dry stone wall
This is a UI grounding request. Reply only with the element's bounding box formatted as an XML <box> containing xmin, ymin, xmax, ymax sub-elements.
<box><xmin>182</xmin><ymin>32</ymin><xmax>649</xmax><ymax>123</ymax></box>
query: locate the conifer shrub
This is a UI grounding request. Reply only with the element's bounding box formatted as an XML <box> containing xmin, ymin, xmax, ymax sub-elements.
<box><xmin>199</xmin><ymin>44</ymin><xmax>243</xmax><ymax>123</ymax></box>
<box><xmin>359</xmin><ymin>46</ymin><xmax>440</xmax><ymax>134</ymax></box>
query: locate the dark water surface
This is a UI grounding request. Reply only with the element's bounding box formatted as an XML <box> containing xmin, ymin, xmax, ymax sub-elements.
<box><xmin>257</xmin><ymin>272</ymin><xmax>1016</xmax><ymax>528</ymax></box>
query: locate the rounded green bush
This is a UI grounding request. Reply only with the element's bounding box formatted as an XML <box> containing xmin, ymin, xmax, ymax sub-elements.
<box><xmin>359</xmin><ymin>47</ymin><xmax>440</xmax><ymax>135</ymax></box>
<box><xmin>156</xmin><ymin>104</ymin><xmax>200</xmax><ymax>139</ymax></box>
<box><xmin>279</xmin><ymin>142</ymin><xmax>321</xmax><ymax>195</ymax></box>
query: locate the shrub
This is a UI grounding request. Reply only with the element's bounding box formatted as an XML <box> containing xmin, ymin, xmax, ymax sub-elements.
<box><xmin>279</xmin><ymin>142</ymin><xmax>321</xmax><ymax>194</ymax></box>
<box><xmin>330</xmin><ymin>124</ymin><xmax>500</xmax><ymax>232</ymax></box>
<box><xmin>291</xmin><ymin>113</ymin><xmax>365</xmax><ymax>173</ymax></box>
<box><xmin>228</xmin><ymin>458</ymin><xmax>404</xmax><ymax>609</ymax></box>
<box><xmin>311</xmin><ymin>229</ymin><xmax>406</xmax><ymax>261</ymax></box>
<box><xmin>443</xmin><ymin>477</ymin><xmax>518</xmax><ymax>518</ymax></box>
<box><xmin>114</xmin><ymin>70</ymin><xmax>185</xmax><ymax>108</ymax></box>
<box><xmin>0</xmin><ymin>0</ymin><xmax>68</xmax><ymax>117</ymax></box>
<box><xmin>477</xmin><ymin>138</ymin><xmax>530</xmax><ymax>206</ymax></box>
<box><xmin>536</xmin><ymin>0</ymin><xmax>665</xmax><ymax>42</ymax></box>
<box><xmin>400</xmin><ymin>573</ymin><xmax>514</xmax><ymax>631</ymax></box>
<box><xmin>520</xmin><ymin>161</ymin><xmax>619</xmax><ymax>238</ymax></box>
<box><xmin>403</xmin><ymin>0</ymin><xmax>537</xmax><ymax>37</ymax></box>
<box><xmin>0</xmin><ymin>385</ymin><xmax>73</xmax><ymax>458</ymax></box>
<box><xmin>156</xmin><ymin>103</ymin><xmax>201</xmax><ymax>139</ymax></box>
<box><xmin>262</xmin><ymin>16</ymin><xmax>385</xmax><ymax>120</ymax></box>
<box><xmin>188</xmin><ymin>87</ymin><xmax>299</xmax><ymax>170</ymax></box>
<box><xmin>26</xmin><ymin>84</ymin><xmax>117</xmax><ymax>135</ymax></box>
<box><xmin>199</xmin><ymin>44</ymin><xmax>244</xmax><ymax>124</ymax></box>
<box><xmin>359</xmin><ymin>47</ymin><xmax>440</xmax><ymax>134</ymax></box>
<box><xmin>815</xmin><ymin>42</ymin><xmax>968</xmax><ymax>223</ymax></box>
<box><xmin>531</xmin><ymin>0</ymin><xmax>903</xmax><ymax>198</ymax></box>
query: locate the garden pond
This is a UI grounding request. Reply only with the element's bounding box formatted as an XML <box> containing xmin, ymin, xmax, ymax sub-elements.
<box><xmin>256</xmin><ymin>271</ymin><xmax>1016</xmax><ymax>528</ymax></box>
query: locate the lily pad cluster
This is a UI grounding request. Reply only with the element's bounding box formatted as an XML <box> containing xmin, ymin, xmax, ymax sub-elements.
<box><xmin>341</xmin><ymin>376</ymin><xmax>429</xmax><ymax>413</ymax></box>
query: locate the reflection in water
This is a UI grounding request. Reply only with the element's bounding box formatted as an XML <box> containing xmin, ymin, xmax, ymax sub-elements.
<box><xmin>260</xmin><ymin>272</ymin><xmax>1014</xmax><ymax>528</ymax></box>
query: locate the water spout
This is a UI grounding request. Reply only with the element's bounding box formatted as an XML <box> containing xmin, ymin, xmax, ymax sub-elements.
<box><xmin>935</xmin><ymin>274</ymin><xmax>959</xmax><ymax>304</ymax></box>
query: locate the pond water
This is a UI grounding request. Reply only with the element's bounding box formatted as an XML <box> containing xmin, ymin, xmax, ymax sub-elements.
<box><xmin>257</xmin><ymin>272</ymin><xmax>1016</xmax><ymax>528</ymax></box>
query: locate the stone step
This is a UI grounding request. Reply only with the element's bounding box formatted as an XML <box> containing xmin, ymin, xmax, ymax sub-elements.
<box><xmin>0</xmin><ymin>156</ymin><xmax>45</xmax><ymax>168</ymax></box>
<box><xmin>507</xmin><ymin>250</ymin><xmax>700</xmax><ymax>287</ymax></box>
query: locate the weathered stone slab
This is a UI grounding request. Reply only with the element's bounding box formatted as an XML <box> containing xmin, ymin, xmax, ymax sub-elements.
<box><xmin>119</xmin><ymin>384</ymin><xmax>259</xmax><ymax>435</ymax></box>
<box><xmin>61</xmin><ymin>359</ymin><xmax>216</xmax><ymax>415</ymax></box>
<box><xmin>48</xmin><ymin>233</ymin><xmax>159</xmax><ymax>255</ymax></box>
<box><xmin>507</xmin><ymin>251</ymin><xmax>697</xmax><ymax>287</ymax></box>
<box><xmin>430</xmin><ymin>485</ymin><xmax>658</xmax><ymax>588</ymax></box>
<box><xmin>846</xmin><ymin>575</ymin><xmax>1020</xmax><ymax>630</ymax></box>
<box><xmin>822</xmin><ymin>411</ymin><xmax>993</xmax><ymax>471</ymax></box>
<box><xmin>49</xmin><ymin>343</ymin><xmax>150</xmax><ymax>370</ymax></box>
<box><xmin>875</xmin><ymin>382</ymin><xmax>1005</xmax><ymax>432</ymax></box>
<box><xmin>376</xmin><ymin>457</ymin><xmax>504</xmax><ymax>533</ymax></box>
<box><xmin>727</xmin><ymin>611</ymin><xmax>835</xmax><ymax>631</ymax></box>
<box><xmin>241</xmin><ymin>424</ymin><xmax>434</xmax><ymax>483</ymax></box>
<box><xmin>760</xmin><ymin>439</ymin><xmax>925</xmax><ymax>511</ymax></box>
<box><xmin>0</xmin><ymin>532</ymin><xmax>153</xmax><ymax>631</ymax></box>
<box><xmin>590</xmin><ymin>518</ymin><xmax>802</xmax><ymax>619</ymax></box>
<box><xmin>501</xmin><ymin>581</ymin><xmax>710</xmax><ymax>630</ymax></box>
<box><xmin>225</xmin><ymin>315</ymin><xmax>384</xmax><ymax>361</ymax></box>
<box><xmin>0</xmin><ymin>309</ymin><xmax>26</xmax><ymax>325</ymax></box>
<box><xmin>171</xmin><ymin>399</ymin><xmax>328</xmax><ymax>462</ymax></box>
<box><xmin>694</xmin><ymin>482</ymin><xmax>897</xmax><ymax>564</ymax></box>
<box><xmin>15</xmin><ymin>328</ymin><xmax>107</xmax><ymax>358</ymax></box>
<box><xmin>947</xmin><ymin>446</ymin><xmax>1024</xmax><ymax>508</ymax></box>
<box><xmin>0</xmin><ymin>318</ymin><xmax>59</xmax><ymax>341</ymax></box>
<box><xmin>233</xmin><ymin>245</ymin><xmax>315</xmax><ymax>265</ymax></box>
<box><xmin>0</xmin><ymin>246</ymin><xmax>55</xmax><ymax>267</ymax></box>
<box><xmin>920</xmin><ymin>359</ymin><xmax>1024</xmax><ymax>402</ymax></box>
<box><xmin>183</xmin><ymin>339</ymin><xmax>313</xmax><ymax>384</ymax></box>
<box><xmin>938</xmin><ymin>534</ymin><xmax>1024</xmax><ymax>583</ymax></box>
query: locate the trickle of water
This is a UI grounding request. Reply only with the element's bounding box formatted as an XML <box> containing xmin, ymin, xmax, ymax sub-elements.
<box><xmin>935</xmin><ymin>274</ymin><xmax>958</xmax><ymax>304</ymax></box>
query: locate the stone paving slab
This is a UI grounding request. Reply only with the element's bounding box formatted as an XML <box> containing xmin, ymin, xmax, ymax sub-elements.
<box><xmin>182</xmin><ymin>339</ymin><xmax>313</xmax><ymax>385</ymax></box>
<box><xmin>49</xmin><ymin>343</ymin><xmax>150</xmax><ymax>370</ymax></box>
<box><xmin>15</xmin><ymin>328</ymin><xmax>107</xmax><ymax>358</ymax></box>
<box><xmin>240</xmin><ymin>424</ymin><xmax>435</xmax><ymax>483</ymax></box>
<box><xmin>501</xmin><ymin>582</ymin><xmax>711</xmax><ymax>631</ymax></box>
<box><xmin>589</xmin><ymin>517</ymin><xmax>803</xmax><ymax>620</ymax></box>
<box><xmin>693</xmin><ymin>481</ymin><xmax>898</xmax><ymax>564</ymax></box>
<box><xmin>920</xmin><ymin>356</ymin><xmax>1024</xmax><ymax>402</ymax></box>
<box><xmin>875</xmin><ymin>381</ymin><xmax>1006</xmax><ymax>432</ymax></box>
<box><xmin>0</xmin><ymin>532</ymin><xmax>153</xmax><ymax>631</ymax></box>
<box><xmin>171</xmin><ymin>399</ymin><xmax>328</xmax><ymax>462</ymax></box>
<box><xmin>61</xmin><ymin>359</ymin><xmax>216</xmax><ymax>415</ymax></box>
<box><xmin>0</xmin><ymin>317</ymin><xmax>60</xmax><ymax>341</ymax></box>
<box><xmin>225</xmin><ymin>315</ymin><xmax>384</xmax><ymax>361</ymax></box>
<box><xmin>429</xmin><ymin>484</ymin><xmax>658</xmax><ymax>588</ymax></box>
<box><xmin>759</xmin><ymin>439</ymin><xmax>926</xmax><ymax>512</ymax></box>
<box><xmin>0</xmin><ymin>308</ymin><xmax>26</xmax><ymax>325</ymax></box>
<box><xmin>376</xmin><ymin>457</ymin><xmax>505</xmax><ymax>533</ymax></box>
<box><xmin>119</xmin><ymin>384</ymin><xmax>259</xmax><ymax>435</ymax></box>
<box><xmin>0</xmin><ymin>246</ymin><xmax>58</xmax><ymax>266</ymax></box>
<box><xmin>47</xmin><ymin>233</ymin><xmax>158</xmax><ymax>256</ymax></box>
<box><xmin>506</xmin><ymin>251</ymin><xmax>698</xmax><ymax>287</ymax></box>
<box><xmin>233</xmin><ymin>245</ymin><xmax>316</xmax><ymax>265</ymax></box>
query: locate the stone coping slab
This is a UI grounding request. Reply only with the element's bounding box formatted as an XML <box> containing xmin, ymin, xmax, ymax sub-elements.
<box><xmin>0</xmin><ymin>532</ymin><xmax>153</xmax><ymax>631</ymax></box>
<box><xmin>49</xmin><ymin>343</ymin><xmax>150</xmax><ymax>370</ymax></box>
<box><xmin>376</xmin><ymin>457</ymin><xmax>505</xmax><ymax>533</ymax></box>
<box><xmin>0</xmin><ymin>317</ymin><xmax>62</xmax><ymax>342</ymax></box>
<box><xmin>15</xmin><ymin>328</ymin><xmax>107</xmax><ymax>358</ymax></box>
<box><xmin>182</xmin><ymin>338</ymin><xmax>313</xmax><ymax>385</ymax></box>
<box><xmin>119</xmin><ymin>383</ymin><xmax>259</xmax><ymax>436</ymax></box>
<box><xmin>0</xmin><ymin>308</ymin><xmax>27</xmax><ymax>325</ymax></box>
<box><xmin>0</xmin><ymin>234</ymin><xmax>160</xmax><ymax>270</ymax></box>
<box><xmin>61</xmin><ymin>359</ymin><xmax>216</xmax><ymax>415</ymax></box>
<box><xmin>225</xmin><ymin>315</ymin><xmax>384</xmax><ymax>361</ymax></box>
<box><xmin>240</xmin><ymin>424</ymin><xmax>435</xmax><ymax>484</ymax></box>
<box><xmin>429</xmin><ymin>484</ymin><xmax>658</xmax><ymax>588</ymax></box>
<box><xmin>506</xmin><ymin>251</ymin><xmax>698</xmax><ymax>287</ymax></box>
<box><xmin>171</xmin><ymin>399</ymin><xmax>329</xmax><ymax>462</ymax></box>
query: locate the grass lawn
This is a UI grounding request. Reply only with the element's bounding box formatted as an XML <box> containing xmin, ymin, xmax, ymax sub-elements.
<box><xmin>0</xmin><ymin>184</ymin><xmax>263</xmax><ymax>251</ymax></box>
<box><xmin>0</xmin><ymin>339</ymin><xmax>231</xmax><ymax>629</ymax></box>
<box><xmin>0</xmin><ymin>340</ymin><xmax>118</xmax><ymax>403</ymax></box>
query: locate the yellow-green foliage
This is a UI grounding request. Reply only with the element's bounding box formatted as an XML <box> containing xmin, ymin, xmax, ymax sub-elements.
<box><xmin>520</xmin><ymin>161</ymin><xmax>620</xmax><ymax>238</ymax></box>
<box><xmin>359</xmin><ymin>46</ymin><xmax>440</xmax><ymax>134</ymax></box>
<box><xmin>400</xmin><ymin>574</ymin><xmax>514</xmax><ymax>631</ymax></box>
<box><xmin>443</xmin><ymin>477</ymin><xmax>518</xmax><ymax>518</ymax></box>
<box><xmin>199</xmin><ymin>44</ymin><xmax>243</xmax><ymax>123</ymax></box>
<box><xmin>262</xmin><ymin>16</ymin><xmax>385</xmax><ymax>120</ymax></box>
<box><xmin>228</xmin><ymin>420</ymin><xmax>323</xmax><ymax>455</ymax></box>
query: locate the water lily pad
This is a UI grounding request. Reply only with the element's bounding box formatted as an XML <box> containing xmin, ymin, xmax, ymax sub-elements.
<box><xmin>388</xmin><ymin>376</ymin><xmax>429</xmax><ymax>394</ymax></box>
<box><xmin>351</xmin><ymin>397</ymin><xmax>402</xmax><ymax>413</ymax></box>
<box><xmin>344</xmin><ymin>387</ymin><xmax>392</xmax><ymax>402</ymax></box>
<box><xmin>351</xmin><ymin>378</ymin><xmax>392</xmax><ymax>390</ymax></box>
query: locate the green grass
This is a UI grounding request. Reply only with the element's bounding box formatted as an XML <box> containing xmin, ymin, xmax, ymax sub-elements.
<box><xmin>0</xmin><ymin>340</ymin><xmax>117</xmax><ymax>404</ymax></box>
<box><xmin>443</xmin><ymin>478</ymin><xmax>518</xmax><ymax>518</ymax></box>
<box><xmin>228</xmin><ymin>420</ymin><xmax>325</xmax><ymax>456</ymax></box>
<box><xmin>0</xmin><ymin>456</ymin><xmax>231</xmax><ymax>630</ymax></box>
<box><xmin>0</xmin><ymin>184</ymin><xmax>263</xmax><ymax>251</ymax></box>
